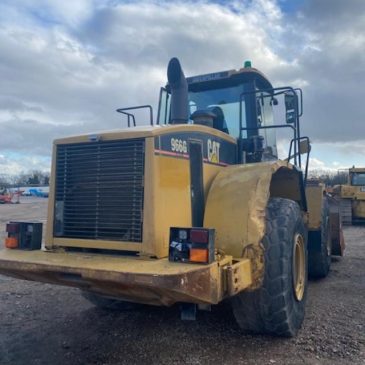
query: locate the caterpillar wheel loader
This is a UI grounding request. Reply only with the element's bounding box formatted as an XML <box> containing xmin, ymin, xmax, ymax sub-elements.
<box><xmin>333</xmin><ymin>167</ymin><xmax>365</xmax><ymax>224</ymax></box>
<box><xmin>0</xmin><ymin>58</ymin><xmax>345</xmax><ymax>337</ymax></box>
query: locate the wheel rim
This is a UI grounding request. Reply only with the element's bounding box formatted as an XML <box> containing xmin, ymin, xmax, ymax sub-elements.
<box><xmin>293</xmin><ymin>233</ymin><xmax>305</xmax><ymax>301</ymax></box>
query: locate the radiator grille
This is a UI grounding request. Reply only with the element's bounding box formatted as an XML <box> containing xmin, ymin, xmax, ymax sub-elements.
<box><xmin>54</xmin><ymin>139</ymin><xmax>145</xmax><ymax>242</ymax></box>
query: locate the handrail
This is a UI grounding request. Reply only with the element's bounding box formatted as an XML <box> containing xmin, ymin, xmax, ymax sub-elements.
<box><xmin>239</xmin><ymin>86</ymin><xmax>301</xmax><ymax>166</ymax></box>
<box><xmin>116</xmin><ymin>105</ymin><xmax>154</xmax><ymax>127</ymax></box>
<box><xmin>116</xmin><ymin>109</ymin><xmax>136</xmax><ymax>127</ymax></box>
<box><xmin>287</xmin><ymin>136</ymin><xmax>311</xmax><ymax>185</ymax></box>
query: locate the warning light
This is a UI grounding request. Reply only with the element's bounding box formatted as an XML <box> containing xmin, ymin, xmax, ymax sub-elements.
<box><xmin>244</xmin><ymin>60</ymin><xmax>252</xmax><ymax>68</ymax></box>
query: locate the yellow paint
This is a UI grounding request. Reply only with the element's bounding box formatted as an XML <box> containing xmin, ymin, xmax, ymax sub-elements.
<box><xmin>306</xmin><ymin>184</ymin><xmax>324</xmax><ymax>230</ymax></box>
<box><xmin>0</xmin><ymin>249</ymin><xmax>252</xmax><ymax>305</ymax></box>
<box><xmin>46</xmin><ymin>124</ymin><xmax>229</xmax><ymax>258</ymax></box>
<box><xmin>53</xmin><ymin>123</ymin><xmax>235</xmax><ymax>145</ymax></box>
<box><xmin>337</xmin><ymin>167</ymin><xmax>365</xmax><ymax>220</ymax></box>
<box><xmin>340</xmin><ymin>185</ymin><xmax>356</xmax><ymax>199</ymax></box>
<box><xmin>204</xmin><ymin>160</ymin><xmax>305</xmax><ymax>289</ymax></box>
<box><xmin>52</xmin><ymin>238</ymin><xmax>142</xmax><ymax>251</ymax></box>
<box><xmin>152</xmin><ymin>155</ymin><xmax>192</xmax><ymax>256</ymax></box>
<box><xmin>338</xmin><ymin>184</ymin><xmax>365</xmax><ymax>201</ymax></box>
<box><xmin>225</xmin><ymin>259</ymin><xmax>252</xmax><ymax>296</ymax></box>
<box><xmin>353</xmin><ymin>200</ymin><xmax>365</xmax><ymax>219</ymax></box>
<box><xmin>13</xmin><ymin>123</ymin><xmax>307</xmax><ymax>298</ymax></box>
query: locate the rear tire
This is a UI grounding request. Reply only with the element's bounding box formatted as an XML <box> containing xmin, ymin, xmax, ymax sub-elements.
<box><xmin>232</xmin><ymin>198</ymin><xmax>308</xmax><ymax>337</ymax></box>
<box><xmin>308</xmin><ymin>198</ymin><xmax>332</xmax><ymax>278</ymax></box>
<box><xmin>81</xmin><ymin>291</ymin><xmax>139</xmax><ymax>311</ymax></box>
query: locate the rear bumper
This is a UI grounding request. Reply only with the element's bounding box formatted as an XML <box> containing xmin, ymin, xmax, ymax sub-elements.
<box><xmin>0</xmin><ymin>249</ymin><xmax>252</xmax><ymax>306</ymax></box>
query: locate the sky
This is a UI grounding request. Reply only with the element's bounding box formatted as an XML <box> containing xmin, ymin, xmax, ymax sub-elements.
<box><xmin>0</xmin><ymin>0</ymin><xmax>364</xmax><ymax>176</ymax></box>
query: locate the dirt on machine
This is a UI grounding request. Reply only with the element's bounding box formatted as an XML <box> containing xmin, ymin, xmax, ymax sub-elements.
<box><xmin>0</xmin><ymin>58</ymin><xmax>345</xmax><ymax>337</ymax></box>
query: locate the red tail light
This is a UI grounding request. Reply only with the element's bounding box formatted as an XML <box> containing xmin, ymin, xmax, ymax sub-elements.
<box><xmin>190</xmin><ymin>229</ymin><xmax>209</xmax><ymax>244</ymax></box>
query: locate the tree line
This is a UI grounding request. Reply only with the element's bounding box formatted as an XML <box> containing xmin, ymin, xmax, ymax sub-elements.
<box><xmin>1</xmin><ymin>168</ymin><xmax>350</xmax><ymax>189</ymax></box>
<box><xmin>0</xmin><ymin>170</ymin><xmax>50</xmax><ymax>188</ymax></box>
<box><xmin>308</xmin><ymin>170</ymin><xmax>348</xmax><ymax>186</ymax></box>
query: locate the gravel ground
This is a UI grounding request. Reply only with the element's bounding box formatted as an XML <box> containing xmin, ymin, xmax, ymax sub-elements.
<box><xmin>0</xmin><ymin>197</ymin><xmax>364</xmax><ymax>365</ymax></box>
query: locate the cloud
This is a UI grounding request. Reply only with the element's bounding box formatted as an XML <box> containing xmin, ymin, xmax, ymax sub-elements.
<box><xmin>0</xmin><ymin>0</ymin><xmax>95</xmax><ymax>28</ymax></box>
<box><xmin>0</xmin><ymin>152</ymin><xmax>50</xmax><ymax>176</ymax></box>
<box><xmin>0</xmin><ymin>0</ymin><xmax>364</xmax><ymax>174</ymax></box>
<box><xmin>283</xmin><ymin>0</ymin><xmax>365</xmax><ymax>143</ymax></box>
<box><xmin>309</xmin><ymin>157</ymin><xmax>326</xmax><ymax>170</ymax></box>
<box><xmin>0</xmin><ymin>0</ymin><xmax>287</xmax><ymax>172</ymax></box>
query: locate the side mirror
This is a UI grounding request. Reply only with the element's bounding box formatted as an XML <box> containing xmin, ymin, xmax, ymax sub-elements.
<box><xmin>299</xmin><ymin>139</ymin><xmax>311</xmax><ymax>155</ymax></box>
<box><xmin>285</xmin><ymin>92</ymin><xmax>297</xmax><ymax>124</ymax></box>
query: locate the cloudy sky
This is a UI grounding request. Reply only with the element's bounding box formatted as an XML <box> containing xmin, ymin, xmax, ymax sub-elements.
<box><xmin>0</xmin><ymin>0</ymin><xmax>364</xmax><ymax>176</ymax></box>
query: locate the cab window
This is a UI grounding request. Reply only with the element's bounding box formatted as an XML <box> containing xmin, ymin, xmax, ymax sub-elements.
<box><xmin>351</xmin><ymin>173</ymin><xmax>365</xmax><ymax>186</ymax></box>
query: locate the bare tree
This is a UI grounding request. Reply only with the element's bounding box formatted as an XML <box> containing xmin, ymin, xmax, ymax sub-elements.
<box><xmin>0</xmin><ymin>170</ymin><xmax>51</xmax><ymax>187</ymax></box>
<box><xmin>309</xmin><ymin>169</ymin><xmax>348</xmax><ymax>186</ymax></box>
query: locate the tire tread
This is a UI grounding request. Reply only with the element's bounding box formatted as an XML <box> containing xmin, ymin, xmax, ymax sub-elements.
<box><xmin>232</xmin><ymin>197</ymin><xmax>307</xmax><ymax>337</ymax></box>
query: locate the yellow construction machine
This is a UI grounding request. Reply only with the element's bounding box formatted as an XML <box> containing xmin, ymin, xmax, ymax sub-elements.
<box><xmin>0</xmin><ymin>58</ymin><xmax>345</xmax><ymax>337</ymax></box>
<box><xmin>333</xmin><ymin>167</ymin><xmax>365</xmax><ymax>224</ymax></box>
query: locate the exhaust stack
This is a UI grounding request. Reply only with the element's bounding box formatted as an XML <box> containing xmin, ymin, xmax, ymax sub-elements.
<box><xmin>167</xmin><ymin>57</ymin><xmax>189</xmax><ymax>124</ymax></box>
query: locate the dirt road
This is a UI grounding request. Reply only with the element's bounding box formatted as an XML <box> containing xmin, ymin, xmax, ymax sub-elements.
<box><xmin>0</xmin><ymin>198</ymin><xmax>364</xmax><ymax>365</ymax></box>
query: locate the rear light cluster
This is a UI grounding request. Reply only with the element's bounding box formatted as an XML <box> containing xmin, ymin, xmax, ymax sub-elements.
<box><xmin>5</xmin><ymin>222</ymin><xmax>42</xmax><ymax>250</ymax></box>
<box><xmin>169</xmin><ymin>227</ymin><xmax>215</xmax><ymax>264</ymax></box>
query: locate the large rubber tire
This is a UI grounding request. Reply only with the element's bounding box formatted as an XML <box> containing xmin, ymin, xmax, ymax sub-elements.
<box><xmin>232</xmin><ymin>198</ymin><xmax>308</xmax><ymax>337</ymax></box>
<box><xmin>81</xmin><ymin>291</ymin><xmax>140</xmax><ymax>311</ymax></box>
<box><xmin>308</xmin><ymin>198</ymin><xmax>332</xmax><ymax>279</ymax></box>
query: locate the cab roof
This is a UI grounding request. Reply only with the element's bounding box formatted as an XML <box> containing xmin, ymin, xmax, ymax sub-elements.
<box><xmin>166</xmin><ymin>67</ymin><xmax>273</xmax><ymax>93</ymax></box>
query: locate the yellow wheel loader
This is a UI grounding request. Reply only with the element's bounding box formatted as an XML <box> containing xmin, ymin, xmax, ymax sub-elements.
<box><xmin>0</xmin><ymin>58</ymin><xmax>345</xmax><ymax>337</ymax></box>
<box><xmin>333</xmin><ymin>167</ymin><xmax>365</xmax><ymax>224</ymax></box>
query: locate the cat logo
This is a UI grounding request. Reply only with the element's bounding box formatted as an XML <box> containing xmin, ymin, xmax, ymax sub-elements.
<box><xmin>207</xmin><ymin>139</ymin><xmax>220</xmax><ymax>164</ymax></box>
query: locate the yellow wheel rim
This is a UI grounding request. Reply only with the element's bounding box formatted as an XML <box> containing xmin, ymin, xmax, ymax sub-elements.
<box><xmin>293</xmin><ymin>233</ymin><xmax>305</xmax><ymax>301</ymax></box>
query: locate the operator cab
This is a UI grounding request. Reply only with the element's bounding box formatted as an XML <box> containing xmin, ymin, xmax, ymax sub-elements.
<box><xmin>349</xmin><ymin>168</ymin><xmax>365</xmax><ymax>186</ymax></box>
<box><xmin>156</xmin><ymin>60</ymin><xmax>304</xmax><ymax>166</ymax></box>
<box><xmin>118</xmin><ymin>58</ymin><xmax>306</xmax><ymax>177</ymax></box>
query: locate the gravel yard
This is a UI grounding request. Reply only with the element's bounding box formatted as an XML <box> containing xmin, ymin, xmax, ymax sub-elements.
<box><xmin>0</xmin><ymin>197</ymin><xmax>364</xmax><ymax>365</ymax></box>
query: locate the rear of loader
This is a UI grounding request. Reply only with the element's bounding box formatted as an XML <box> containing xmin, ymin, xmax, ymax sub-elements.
<box><xmin>0</xmin><ymin>58</ymin><xmax>344</xmax><ymax>337</ymax></box>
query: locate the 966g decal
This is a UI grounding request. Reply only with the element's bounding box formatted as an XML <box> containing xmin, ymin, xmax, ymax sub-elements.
<box><xmin>170</xmin><ymin>138</ymin><xmax>188</xmax><ymax>154</ymax></box>
<box><xmin>154</xmin><ymin>132</ymin><xmax>236</xmax><ymax>166</ymax></box>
